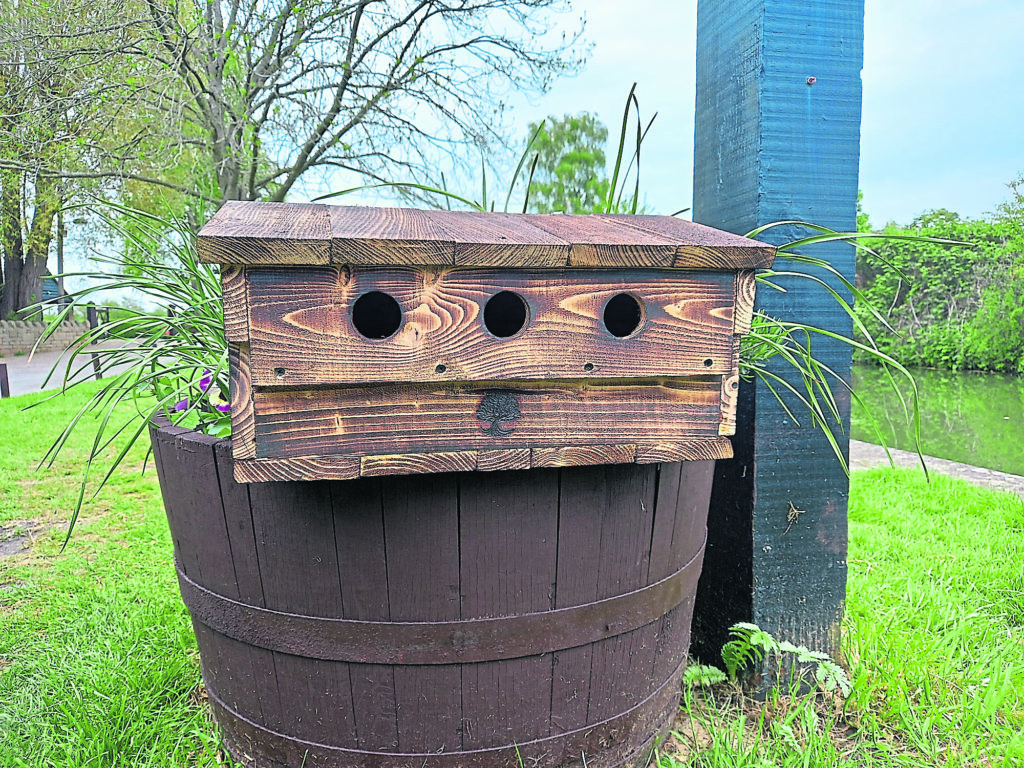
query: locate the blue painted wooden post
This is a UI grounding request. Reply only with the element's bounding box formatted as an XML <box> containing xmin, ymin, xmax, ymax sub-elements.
<box><xmin>691</xmin><ymin>0</ymin><xmax>863</xmax><ymax>664</ymax></box>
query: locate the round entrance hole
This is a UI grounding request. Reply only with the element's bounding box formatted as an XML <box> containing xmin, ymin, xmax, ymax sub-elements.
<box><xmin>603</xmin><ymin>293</ymin><xmax>644</xmax><ymax>338</ymax></box>
<box><xmin>352</xmin><ymin>291</ymin><xmax>402</xmax><ymax>340</ymax></box>
<box><xmin>483</xmin><ymin>291</ymin><xmax>528</xmax><ymax>338</ymax></box>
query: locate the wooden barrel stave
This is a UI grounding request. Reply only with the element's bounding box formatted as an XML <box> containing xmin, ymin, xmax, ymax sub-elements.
<box><xmin>151</xmin><ymin>423</ymin><xmax>714</xmax><ymax>767</ymax></box>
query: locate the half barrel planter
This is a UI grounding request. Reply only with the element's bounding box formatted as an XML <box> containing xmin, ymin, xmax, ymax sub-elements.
<box><xmin>153</xmin><ymin>204</ymin><xmax>774</xmax><ymax>768</ymax></box>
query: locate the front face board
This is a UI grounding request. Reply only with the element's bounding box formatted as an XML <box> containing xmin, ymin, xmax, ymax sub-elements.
<box><xmin>203</xmin><ymin>204</ymin><xmax>773</xmax><ymax>482</ymax></box>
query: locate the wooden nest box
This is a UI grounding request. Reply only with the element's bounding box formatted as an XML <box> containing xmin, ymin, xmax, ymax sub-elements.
<box><xmin>198</xmin><ymin>203</ymin><xmax>775</xmax><ymax>483</ymax></box>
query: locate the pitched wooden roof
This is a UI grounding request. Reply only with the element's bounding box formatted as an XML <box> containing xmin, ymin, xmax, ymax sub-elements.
<box><xmin>198</xmin><ymin>202</ymin><xmax>775</xmax><ymax>269</ymax></box>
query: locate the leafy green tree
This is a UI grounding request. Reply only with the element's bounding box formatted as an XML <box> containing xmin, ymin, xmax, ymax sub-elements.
<box><xmin>856</xmin><ymin>207</ymin><xmax>1022</xmax><ymax>372</ymax></box>
<box><xmin>525</xmin><ymin>113</ymin><xmax>610</xmax><ymax>213</ymax></box>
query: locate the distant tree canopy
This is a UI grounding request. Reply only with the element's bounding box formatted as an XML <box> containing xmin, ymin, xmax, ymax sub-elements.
<box><xmin>0</xmin><ymin>0</ymin><xmax>583</xmax><ymax>315</ymax></box>
<box><xmin>855</xmin><ymin>187</ymin><xmax>1024</xmax><ymax>374</ymax></box>
<box><xmin>525</xmin><ymin>112</ymin><xmax>609</xmax><ymax>214</ymax></box>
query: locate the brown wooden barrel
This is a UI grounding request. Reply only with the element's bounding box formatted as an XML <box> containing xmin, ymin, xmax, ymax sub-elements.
<box><xmin>151</xmin><ymin>423</ymin><xmax>714</xmax><ymax>768</ymax></box>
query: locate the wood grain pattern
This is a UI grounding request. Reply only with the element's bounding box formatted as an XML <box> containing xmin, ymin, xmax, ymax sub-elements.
<box><xmin>220</xmin><ymin>266</ymin><xmax>249</xmax><ymax>342</ymax></box>
<box><xmin>635</xmin><ymin>438</ymin><xmax>734</xmax><ymax>463</ymax></box>
<box><xmin>227</xmin><ymin>343</ymin><xmax>256</xmax><ymax>460</ymax></box>
<box><xmin>233</xmin><ymin>455</ymin><xmax>360</xmax><ymax>483</ymax></box>
<box><xmin>230</xmin><ymin>440</ymin><xmax>736</xmax><ymax>483</ymax></box>
<box><xmin>596</xmin><ymin>215</ymin><xmax>776</xmax><ymax>269</ymax></box>
<box><xmin>719</xmin><ymin>374</ymin><xmax>740</xmax><ymax>436</ymax></box>
<box><xmin>252</xmin><ymin>379</ymin><xmax>723</xmax><ymax>460</ymax></box>
<box><xmin>329</xmin><ymin>206</ymin><xmax>453</xmax><ymax>265</ymax></box>
<box><xmin>524</xmin><ymin>214</ymin><xmax>678</xmax><ymax>267</ymax></box>
<box><xmin>733</xmin><ymin>270</ymin><xmax>757</xmax><ymax>334</ymax></box>
<box><xmin>425</xmin><ymin>209</ymin><xmax>569</xmax><ymax>267</ymax></box>
<box><xmin>476</xmin><ymin>449</ymin><xmax>532</xmax><ymax>472</ymax></box>
<box><xmin>198</xmin><ymin>202</ymin><xmax>331</xmax><ymax>264</ymax></box>
<box><xmin>246</xmin><ymin>266</ymin><xmax>736</xmax><ymax>386</ymax></box>
<box><xmin>198</xmin><ymin>204</ymin><xmax>776</xmax><ymax>269</ymax></box>
<box><xmin>532</xmin><ymin>444</ymin><xmax>636</xmax><ymax>468</ymax></box>
<box><xmin>360</xmin><ymin>451</ymin><xmax>477</xmax><ymax>477</ymax></box>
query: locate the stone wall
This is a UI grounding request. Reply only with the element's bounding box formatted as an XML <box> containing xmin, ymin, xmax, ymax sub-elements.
<box><xmin>0</xmin><ymin>321</ymin><xmax>91</xmax><ymax>356</ymax></box>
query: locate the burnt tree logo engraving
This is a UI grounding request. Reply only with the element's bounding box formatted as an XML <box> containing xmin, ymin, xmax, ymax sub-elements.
<box><xmin>475</xmin><ymin>391</ymin><xmax>522</xmax><ymax>437</ymax></box>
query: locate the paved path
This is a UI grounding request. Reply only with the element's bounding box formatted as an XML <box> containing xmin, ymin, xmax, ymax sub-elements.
<box><xmin>0</xmin><ymin>340</ymin><xmax>130</xmax><ymax>397</ymax></box>
<box><xmin>850</xmin><ymin>439</ymin><xmax>1024</xmax><ymax>498</ymax></box>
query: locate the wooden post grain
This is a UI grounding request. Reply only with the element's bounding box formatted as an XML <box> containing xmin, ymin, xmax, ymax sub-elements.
<box><xmin>692</xmin><ymin>0</ymin><xmax>863</xmax><ymax>666</ymax></box>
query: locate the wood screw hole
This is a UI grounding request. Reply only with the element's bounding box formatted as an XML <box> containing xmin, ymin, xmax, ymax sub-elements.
<box><xmin>274</xmin><ymin>367</ymin><xmax>286</xmax><ymax>378</ymax></box>
<box><xmin>435</xmin><ymin>364</ymin><xmax>447</xmax><ymax>374</ymax></box>
<box><xmin>703</xmin><ymin>358</ymin><xmax>714</xmax><ymax>368</ymax></box>
<box><xmin>583</xmin><ymin>362</ymin><xmax>594</xmax><ymax>372</ymax></box>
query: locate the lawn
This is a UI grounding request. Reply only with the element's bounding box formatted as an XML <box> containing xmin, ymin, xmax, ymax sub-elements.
<box><xmin>2</xmin><ymin>384</ymin><xmax>1022</xmax><ymax>767</ymax></box>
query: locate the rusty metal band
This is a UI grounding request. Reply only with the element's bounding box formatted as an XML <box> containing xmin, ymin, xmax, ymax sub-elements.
<box><xmin>177</xmin><ymin>537</ymin><xmax>705</xmax><ymax>665</ymax></box>
<box><xmin>209</xmin><ymin>655</ymin><xmax>687</xmax><ymax>768</ymax></box>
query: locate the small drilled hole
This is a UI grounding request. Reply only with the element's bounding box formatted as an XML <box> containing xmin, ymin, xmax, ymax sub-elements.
<box><xmin>703</xmin><ymin>358</ymin><xmax>714</xmax><ymax>368</ymax></box>
<box><xmin>352</xmin><ymin>291</ymin><xmax>402</xmax><ymax>340</ymax></box>
<box><xmin>274</xmin><ymin>367</ymin><xmax>286</xmax><ymax>378</ymax></box>
<box><xmin>603</xmin><ymin>293</ymin><xmax>644</xmax><ymax>338</ymax></box>
<box><xmin>435</xmin><ymin>364</ymin><xmax>447</xmax><ymax>374</ymax></box>
<box><xmin>483</xmin><ymin>291</ymin><xmax>528</xmax><ymax>338</ymax></box>
<box><xmin>583</xmin><ymin>362</ymin><xmax>595</xmax><ymax>372</ymax></box>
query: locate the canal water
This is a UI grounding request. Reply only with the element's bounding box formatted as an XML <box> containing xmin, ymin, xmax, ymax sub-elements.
<box><xmin>850</xmin><ymin>363</ymin><xmax>1024</xmax><ymax>477</ymax></box>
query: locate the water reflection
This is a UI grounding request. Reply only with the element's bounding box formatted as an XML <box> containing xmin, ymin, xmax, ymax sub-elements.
<box><xmin>851</xmin><ymin>363</ymin><xmax>1024</xmax><ymax>476</ymax></box>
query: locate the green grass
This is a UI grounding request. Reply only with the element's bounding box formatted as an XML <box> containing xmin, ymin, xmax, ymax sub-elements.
<box><xmin>0</xmin><ymin>384</ymin><xmax>228</xmax><ymax>767</ymax></box>
<box><xmin>659</xmin><ymin>470</ymin><xmax>1024</xmax><ymax>767</ymax></box>
<box><xmin>2</xmin><ymin>386</ymin><xmax>1023</xmax><ymax>766</ymax></box>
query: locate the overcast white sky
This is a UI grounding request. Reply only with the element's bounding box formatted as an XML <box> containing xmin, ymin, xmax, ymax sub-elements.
<box><xmin>508</xmin><ymin>0</ymin><xmax>1024</xmax><ymax>226</ymax></box>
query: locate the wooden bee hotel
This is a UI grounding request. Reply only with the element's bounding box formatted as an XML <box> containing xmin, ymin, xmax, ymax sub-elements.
<box><xmin>198</xmin><ymin>202</ymin><xmax>775</xmax><ymax>484</ymax></box>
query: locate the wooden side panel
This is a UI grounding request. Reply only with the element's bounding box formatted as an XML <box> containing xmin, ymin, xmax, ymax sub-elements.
<box><xmin>228</xmin><ymin>343</ymin><xmax>256</xmax><ymax>460</ymax></box>
<box><xmin>381</xmin><ymin>475</ymin><xmax>463</xmax><ymax>753</ymax></box>
<box><xmin>635</xmin><ymin>437</ymin><xmax>733</xmax><ymax>463</ymax></box>
<box><xmin>246</xmin><ymin>266</ymin><xmax>736</xmax><ymax>386</ymax></box>
<box><xmin>360</xmin><ymin>451</ymin><xmax>476</xmax><ymax>477</ymax></box>
<box><xmin>329</xmin><ymin>206</ymin><xmax>453</xmax><ymax>265</ymax></box>
<box><xmin>246</xmin><ymin>481</ymin><xmax>357</xmax><ymax>746</ymax></box>
<box><xmin>458</xmin><ymin>469</ymin><xmax>560</xmax><ymax>749</ymax></box>
<box><xmin>198</xmin><ymin>202</ymin><xmax>331</xmax><ymax>264</ymax></box>
<box><xmin>733</xmin><ymin>270</ymin><xmax>757</xmax><ymax>334</ymax></box>
<box><xmin>532</xmin><ymin>444</ymin><xmax>636</xmax><ymax>468</ymax></box>
<box><xmin>719</xmin><ymin>374</ymin><xmax>740</xmax><ymax>436</ymax></box>
<box><xmin>233</xmin><ymin>455</ymin><xmax>360</xmax><ymax>483</ymax></box>
<box><xmin>425</xmin><ymin>209</ymin><xmax>569</xmax><ymax>267</ymax></box>
<box><xmin>476</xmin><ymin>449</ymin><xmax>532</xmax><ymax>472</ymax></box>
<box><xmin>221</xmin><ymin>266</ymin><xmax>249</xmax><ymax>343</ymax></box>
<box><xmin>252</xmin><ymin>379</ymin><xmax>723</xmax><ymax>459</ymax></box>
<box><xmin>331</xmin><ymin>478</ymin><xmax>399</xmax><ymax>752</ymax></box>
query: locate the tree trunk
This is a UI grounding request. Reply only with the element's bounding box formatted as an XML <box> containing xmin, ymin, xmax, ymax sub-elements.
<box><xmin>0</xmin><ymin>171</ymin><xmax>58</xmax><ymax>319</ymax></box>
<box><xmin>0</xmin><ymin>169</ymin><xmax>25</xmax><ymax>320</ymax></box>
